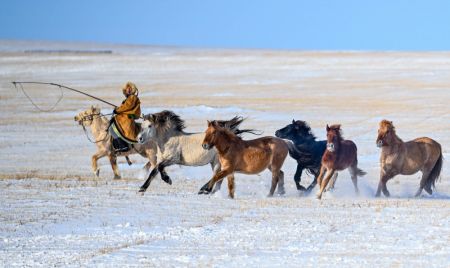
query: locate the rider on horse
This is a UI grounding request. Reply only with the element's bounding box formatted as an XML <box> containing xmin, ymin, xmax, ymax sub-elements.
<box><xmin>110</xmin><ymin>82</ymin><xmax>142</xmax><ymax>152</ymax></box>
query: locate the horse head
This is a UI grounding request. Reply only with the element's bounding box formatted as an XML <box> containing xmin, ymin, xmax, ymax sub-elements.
<box><xmin>275</xmin><ymin>119</ymin><xmax>315</xmax><ymax>142</ymax></box>
<box><xmin>138</xmin><ymin>110</ymin><xmax>185</xmax><ymax>143</ymax></box>
<box><xmin>325</xmin><ymin>124</ymin><xmax>343</xmax><ymax>152</ymax></box>
<box><xmin>376</xmin><ymin>120</ymin><xmax>395</xmax><ymax>147</ymax></box>
<box><xmin>202</xmin><ymin>120</ymin><xmax>219</xmax><ymax>150</ymax></box>
<box><xmin>74</xmin><ymin>105</ymin><xmax>101</xmax><ymax>127</ymax></box>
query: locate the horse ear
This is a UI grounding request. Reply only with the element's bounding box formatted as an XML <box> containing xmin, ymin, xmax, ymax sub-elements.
<box><xmin>326</xmin><ymin>124</ymin><xmax>330</xmax><ymax>131</ymax></box>
<box><xmin>207</xmin><ymin>120</ymin><xmax>211</xmax><ymax>127</ymax></box>
<box><xmin>292</xmin><ymin>119</ymin><xmax>295</xmax><ymax>124</ymax></box>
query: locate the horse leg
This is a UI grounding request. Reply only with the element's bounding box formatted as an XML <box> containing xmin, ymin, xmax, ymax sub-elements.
<box><xmin>158</xmin><ymin>163</ymin><xmax>172</xmax><ymax>185</ymax></box>
<box><xmin>227</xmin><ymin>174</ymin><xmax>235</xmax><ymax>199</ymax></box>
<box><xmin>125</xmin><ymin>156</ymin><xmax>132</xmax><ymax>166</ymax></box>
<box><xmin>92</xmin><ymin>151</ymin><xmax>107</xmax><ymax>178</ymax></box>
<box><xmin>326</xmin><ymin>172</ymin><xmax>338</xmax><ymax>191</ymax></box>
<box><xmin>316</xmin><ymin>168</ymin><xmax>335</xmax><ymax>199</ymax></box>
<box><xmin>277</xmin><ymin>170</ymin><xmax>286</xmax><ymax>195</ymax></box>
<box><xmin>305</xmin><ymin>169</ymin><xmax>320</xmax><ymax>193</ymax></box>
<box><xmin>108</xmin><ymin>154</ymin><xmax>121</xmax><ymax>180</ymax></box>
<box><xmin>294</xmin><ymin>164</ymin><xmax>306</xmax><ymax>191</ymax></box>
<box><xmin>139</xmin><ymin>162</ymin><xmax>166</xmax><ymax>193</ymax></box>
<box><xmin>415</xmin><ymin>170</ymin><xmax>432</xmax><ymax>197</ymax></box>
<box><xmin>199</xmin><ymin>169</ymin><xmax>232</xmax><ymax>195</ymax></box>
<box><xmin>316</xmin><ymin>166</ymin><xmax>326</xmax><ymax>190</ymax></box>
<box><xmin>376</xmin><ymin>172</ymin><xmax>392</xmax><ymax>197</ymax></box>
<box><xmin>211</xmin><ymin>162</ymin><xmax>223</xmax><ymax>193</ymax></box>
<box><xmin>349</xmin><ymin>165</ymin><xmax>359</xmax><ymax>195</ymax></box>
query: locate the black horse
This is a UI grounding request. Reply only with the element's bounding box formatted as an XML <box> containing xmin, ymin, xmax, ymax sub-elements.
<box><xmin>275</xmin><ymin>120</ymin><xmax>336</xmax><ymax>192</ymax></box>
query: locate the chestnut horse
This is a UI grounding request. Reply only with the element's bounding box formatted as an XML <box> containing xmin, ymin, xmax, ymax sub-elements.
<box><xmin>376</xmin><ymin>120</ymin><xmax>443</xmax><ymax>197</ymax></box>
<box><xmin>199</xmin><ymin>121</ymin><xmax>288</xmax><ymax>198</ymax></box>
<box><xmin>316</xmin><ymin>124</ymin><xmax>366</xmax><ymax>199</ymax></box>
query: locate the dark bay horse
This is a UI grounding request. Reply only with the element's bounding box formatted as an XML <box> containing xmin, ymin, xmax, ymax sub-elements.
<box><xmin>275</xmin><ymin>120</ymin><xmax>337</xmax><ymax>192</ymax></box>
<box><xmin>316</xmin><ymin>124</ymin><xmax>366</xmax><ymax>199</ymax></box>
<box><xmin>199</xmin><ymin>121</ymin><xmax>289</xmax><ymax>198</ymax></box>
<box><xmin>376</xmin><ymin>120</ymin><xmax>443</xmax><ymax>197</ymax></box>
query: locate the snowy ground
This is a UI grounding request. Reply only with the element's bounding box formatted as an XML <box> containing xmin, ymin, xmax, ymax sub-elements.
<box><xmin>0</xmin><ymin>40</ymin><xmax>449</xmax><ymax>266</ymax></box>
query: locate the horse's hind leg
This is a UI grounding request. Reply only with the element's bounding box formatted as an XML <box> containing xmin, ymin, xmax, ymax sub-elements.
<box><xmin>415</xmin><ymin>170</ymin><xmax>432</xmax><ymax>197</ymax></box>
<box><xmin>227</xmin><ymin>174</ymin><xmax>235</xmax><ymax>199</ymax></box>
<box><xmin>108</xmin><ymin>154</ymin><xmax>121</xmax><ymax>180</ymax></box>
<box><xmin>294</xmin><ymin>164</ymin><xmax>306</xmax><ymax>191</ymax></box>
<box><xmin>349</xmin><ymin>165</ymin><xmax>359</xmax><ymax>195</ymax></box>
<box><xmin>277</xmin><ymin>170</ymin><xmax>286</xmax><ymax>195</ymax></box>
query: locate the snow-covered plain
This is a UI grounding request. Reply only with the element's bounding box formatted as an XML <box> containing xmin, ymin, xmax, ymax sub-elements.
<box><xmin>0</xmin><ymin>40</ymin><xmax>449</xmax><ymax>267</ymax></box>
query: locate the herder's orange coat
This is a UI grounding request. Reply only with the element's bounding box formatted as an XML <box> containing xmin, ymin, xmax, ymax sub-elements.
<box><xmin>115</xmin><ymin>95</ymin><xmax>141</xmax><ymax>142</ymax></box>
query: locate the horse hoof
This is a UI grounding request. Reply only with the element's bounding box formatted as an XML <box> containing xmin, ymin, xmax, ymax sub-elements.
<box><xmin>297</xmin><ymin>185</ymin><xmax>307</xmax><ymax>191</ymax></box>
<box><xmin>138</xmin><ymin>187</ymin><xmax>146</xmax><ymax>193</ymax></box>
<box><xmin>198</xmin><ymin>189</ymin><xmax>211</xmax><ymax>195</ymax></box>
<box><xmin>95</xmin><ymin>170</ymin><xmax>100</xmax><ymax>177</ymax></box>
<box><xmin>316</xmin><ymin>193</ymin><xmax>322</xmax><ymax>199</ymax></box>
<box><xmin>277</xmin><ymin>189</ymin><xmax>286</xmax><ymax>196</ymax></box>
<box><xmin>113</xmin><ymin>175</ymin><xmax>121</xmax><ymax>180</ymax></box>
<box><xmin>162</xmin><ymin>176</ymin><xmax>172</xmax><ymax>185</ymax></box>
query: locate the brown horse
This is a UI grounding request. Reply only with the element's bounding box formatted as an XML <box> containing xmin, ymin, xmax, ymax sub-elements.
<box><xmin>198</xmin><ymin>121</ymin><xmax>289</xmax><ymax>198</ymax></box>
<box><xmin>316</xmin><ymin>124</ymin><xmax>366</xmax><ymax>199</ymax></box>
<box><xmin>376</xmin><ymin>120</ymin><xmax>443</xmax><ymax>197</ymax></box>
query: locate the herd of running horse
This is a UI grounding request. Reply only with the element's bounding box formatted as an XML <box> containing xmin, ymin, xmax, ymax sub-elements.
<box><xmin>75</xmin><ymin>106</ymin><xmax>443</xmax><ymax>200</ymax></box>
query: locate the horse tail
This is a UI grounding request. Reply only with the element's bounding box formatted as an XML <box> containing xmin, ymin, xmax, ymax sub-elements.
<box><xmin>426</xmin><ymin>149</ymin><xmax>443</xmax><ymax>190</ymax></box>
<box><xmin>356</xmin><ymin>168</ymin><xmax>367</xmax><ymax>177</ymax></box>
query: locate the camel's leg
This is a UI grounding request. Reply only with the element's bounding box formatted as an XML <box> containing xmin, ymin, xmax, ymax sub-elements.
<box><xmin>316</xmin><ymin>168</ymin><xmax>335</xmax><ymax>199</ymax></box>
<box><xmin>108</xmin><ymin>154</ymin><xmax>121</xmax><ymax>180</ymax></box>
<box><xmin>92</xmin><ymin>151</ymin><xmax>107</xmax><ymax>178</ymax></box>
<box><xmin>199</xmin><ymin>169</ymin><xmax>232</xmax><ymax>195</ymax></box>
<box><xmin>227</xmin><ymin>174</ymin><xmax>235</xmax><ymax>199</ymax></box>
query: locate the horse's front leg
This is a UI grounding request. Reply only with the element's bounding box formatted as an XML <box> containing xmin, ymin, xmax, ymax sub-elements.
<box><xmin>316</xmin><ymin>168</ymin><xmax>335</xmax><ymax>199</ymax></box>
<box><xmin>158</xmin><ymin>163</ymin><xmax>173</xmax><ymax>185</ymax></box>
<box><xmin>92</xmin><ymin>151</ymin><xmax>107</xmax><ymax>178</ymax></box>
<box><xmin>199</xmin><ymin>169</ymin><xmax>232</xmax><ymax>195</ymax></box>
<box><xmin>294</xmin><ymin>164</ymin><xmax>306</xmax><ymax>191</ymax></box>
<box><xmin>139</xmin><ymin>161</ymin><xmax>171</xmax><ymax>193</ymax></box>
<box><xmin>376</xmin><ymin>170</ymin><xmax>392</xmax><ymax>197</ymax></box>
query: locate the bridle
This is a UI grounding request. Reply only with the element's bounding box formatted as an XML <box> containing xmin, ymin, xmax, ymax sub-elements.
<box><xmin>77</xmin><ymin>112</ymin><xmax>112</xmax><ymax>143</ymax></box>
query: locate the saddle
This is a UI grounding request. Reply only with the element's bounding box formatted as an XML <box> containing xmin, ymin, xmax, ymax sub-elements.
<box><xmin>108</xmin><ymin>118</ymin><xmax>141</xmax><ymax>153</ymax></box>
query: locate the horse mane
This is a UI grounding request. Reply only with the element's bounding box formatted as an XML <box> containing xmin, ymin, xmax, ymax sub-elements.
<box><xmin>211</xmin><ymin>116</ymin><xmax>260</xmax><ymax>136</ymax></box>
<box><xmin>212</xmin><ymin>123</ymin><xmax>242</xmax><ymax>143</ymax></box>
<box><xmin>380</xmin><ymin>120</ymin><xmax>395</xmax><ymax>132</ymax></box>
<box><xmin>328</xmin><ymin>124</ymin><xmax>344</xmax><ymax>141</ymax></box>
<box><xmin>146</xmin><ymin>110</ymin><xmax>186</xmax><ymax>133</ymax></box>
<box><xmin>295</xmin><ymin>120</ymin><xmax>317</xmax><ymax>140</ymax></box>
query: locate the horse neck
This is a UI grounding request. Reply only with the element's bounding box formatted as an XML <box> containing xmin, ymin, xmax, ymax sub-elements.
<box><xmin>91</xmin><ymin>116</ymin><xmax>108</xmax><ymax>138</ymax></box>
<box><xmin>214</xmin><ymin>130</ymin><xmax>240</xmax><ymax>154</ymax></box>
<box><xmin>293</xmin><ymin>134</ymin><xmax>315</xmax><ymax>145</ymax></box>
<box><xmin>384</xmin><ymin>132</ymin><xmax>404</xmax><ymax>152</ymax></box>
